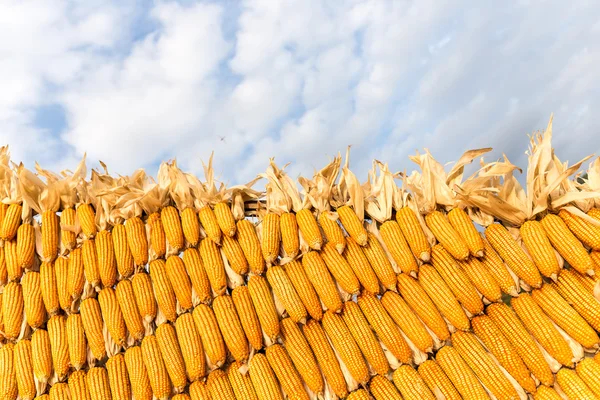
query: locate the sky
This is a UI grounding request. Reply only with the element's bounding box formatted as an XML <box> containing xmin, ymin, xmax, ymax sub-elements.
<box><xmin>1</xmin><ymin>0</ymin><xmax>599</xmax><ymax>185</ymax></box>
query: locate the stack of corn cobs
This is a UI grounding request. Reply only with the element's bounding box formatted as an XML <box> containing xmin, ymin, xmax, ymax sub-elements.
<box><xmin>2</xmin><ymin>118</ymin><xmax>600</xmax><ymax>400</ymax></box>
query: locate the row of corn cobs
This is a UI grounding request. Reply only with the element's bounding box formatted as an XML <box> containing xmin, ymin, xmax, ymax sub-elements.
<box><xmin>2</xmin><ymin>123</ymin><xmax>600</xmax><ymax>400</ymax></box>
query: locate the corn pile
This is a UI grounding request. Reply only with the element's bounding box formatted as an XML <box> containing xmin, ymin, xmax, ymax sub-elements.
<box><xmin>2</xmin><ymin>116</ymin><xmax>600</xmax><ymax>400</ymax></box>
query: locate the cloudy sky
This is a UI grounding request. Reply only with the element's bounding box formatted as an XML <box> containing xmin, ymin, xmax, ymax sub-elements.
<box><xmin>1</xmin><ymin>0</ymin><xmax>599</xmax><ymax>184</ymax></box>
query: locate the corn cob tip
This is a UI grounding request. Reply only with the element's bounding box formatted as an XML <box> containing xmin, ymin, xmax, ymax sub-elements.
<box><xmin>475</xmin><ymin>250</ymin><xmax>484</xmax><ymax>258</ymax></box>
<box><xmin>420</xmin><ymin>252</ymin><xmax>430</xmax><ymax>262</ymax></box>
<box><xmin>335</xmin><ymin>244</ymin><xmax>344</xmax><ymax>254</ymax></box>
<box><xmin>587</xmin><ymin>269</ymin><xmax>595</xmax><ymax>277</ymax></box>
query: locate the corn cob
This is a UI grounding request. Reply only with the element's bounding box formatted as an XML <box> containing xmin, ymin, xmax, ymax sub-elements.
<box><xmin>14</xmin><ymin>340</ymin><xmax>36</xmax><ymax>400</ymax></box>
<box><xmin>436</xmin><ymin>346</ymin><xmax>490</xmax><ymax>399</ymax></box>
<box><xmin>521</xmin><ymin>220</ymin><xmax>561</xmax><ymax>279</ymax></box>
<box><xmin>556</xmin><ymin>367</ymin><xmax>596</xmax><ymax>399</ymax></box>
<box><xmin>321</xmin><ymin>241</ymin><xmax>361</xmax><ymax>294</ymax></box>
<box><xmin>17</xmin><ymin>223</ymin><xmax>35</xmax><ymax>268</ymax></box>
<box><xmin>165</xmin><ymin>255</ymin><xmax>193</xmax><ymax>311</ymax></box>
<box><xmin>232</xmin><ymin>285</ymin><xmax>264</xmax><ymax>351</ymax></box>
<box><xmin>32</xmin><ymin>329</ymin><xmax>52</xmax><ymax>384</ymax></box>
<box><xmin>342</xmin><ymin>301</ymin><xmax>390</xmax><ymax>376</ymax></box>
<box><xmin>481</xmin><ymin>238</ymin><xmax>519</xmax><ymax>296</ymax></box>
<box><xmin>131</xmin><ymin>272</ymin><xmax>157</xmax><ymax>323</ymax></box>
<box><xmin>147</xmin><ymin>212</ymin><xmax>166</xmax><ymax>259</ymax></box>
<box><xmin>228</xmin><ymin>360</ymin><xmax>259</xmax><ymax>400</ymax></box>
<box><xmin>396</xmin><ymin>273</ymin><xmax>450</xmax><ymax>341</ymax></box>
<box><xmin>66</xmin><ymin>314</ymin><xmax>86</xmax><ymax>370</ymax></box>
<box><xmin>0</xmin><ymin>203</ymin><xmax>8</xmax><ymax>232</ymax></box>
<box><xmin>0</xmin><ymin>343</ymin><xmax>18</xmax><ymax>400</ymax></box>
<box><xmin>362</xmin><ymin>232</ymin><xmax>397</xmax><ymax>291</ymax></box>
<box><xmin>301</xmin><ymin>251</ymin><xmax>342</xmax><ymax>313</ymax></box>
<box><xmin>106</xmin><ymin>353</ymin><xmax>131</xmax><ymax>400</ymax></box>
<box><xmin>0</xmin><ymin>203</ymin><xmax>22</xmax><ymax>241</ymax></box>
<box><xmin>125</xmin><ymin>216</ymin><xmax>148</xmax><ymax>266</ymax></box>
<box><xmin>447</xmin><ymin>207</ymin><xmax>485</xmax><ymax>257</ymax></box>
<box><xmin>68</xmin><ymin>247</ymin><xmax>85</xmax><ymax>301</ymax></box>
<box><xmin>430</xmin><ymin>244</ymin><xmax>483</xmax><ymax>314</ymax></box>
<box><xmin>342</xmin><ymin>236</ymin><xmax>381</xmax><ymax>294</ymax></box>
<box><xmin>370</xmin><ymin>375</ymin><xmax>403</xmax><ymax>400</ymax></box>
<box><xmin>381</xmin><ymin>291</ymin><xmax>434</xmax><ymax>353</ymax></box>
<box><xmin>98</xmin><ymin>287</ymin><xmax>127</xmax><ymax>347</ymax></box>
<box><xmin>182</xmin><ymin>248</ymin><xmax>211</xmax><ymax>305</ymax></box>
<box><xmin>149</xmin><ymin>259</ymin><xmax>178</xmax><ymax>322</ymax></box>
<box><xmin>96</xmin><ymin>230</ymin><xmax>117</xmax><ymax>287</ymax></box>
<box><xmin>5</xmin><ymin>238</ymin><xmax>22</xmax><ymax>281</ymax></box>
<box><xmin>266</xmin><ymin>344</ymin><xmax>310</xmax><ymax>400</ymax></box>
<box><xmin>280</xmin><ymin>212</ymin><xmax>299</xmax><ymax>258</ymax></box>
<box><xmin>68</xmin><ymin>370</ymin><xmax>92</xmax><ymax>400</ymax></box>
<box><xmin>22</xmin><ymin>271</ymin><xmax>46</xmax><ymax>329</ymax></box>
<box><xmin>80</xmin><ymin>298</ymin><xmax>107</xmax><ymax>360</ymax></box>
<box><xmin>175</xmin><ymin>313</ymin><xmax>206</xmax><ymax>381</ymax></box>
<box><xmin>87</xmin><ymin>367</ymin><xmax>113</xmax><ymax>400</ymax></box>
<box><xmin>207</xmin><ymin>369</ymin><xmax>236</xmax><ymax>400</ymax></box>
<box><xmin>156</xmin><ymin>323</ymin><xmax>187</xmax><ymax>392</ymax></box>
<box><xmin>213</xmin><ymin>294</ymin><xmax>249</xmax><ymax>363</ymax></box>
<box><xmin>192</xmin><ymin>304</ymin><xmax>227</xmax><ymax>368</ymax></box>
<box><xmin>199</xmin><ymin>205</ymin><xmax>222</xmax><ymax>245</ymax></box>
<box><xmin>249</xmin><ymin>353</ymin><xmax>284</xmax><ymax>400</ymax></box>
<box><xmin>347</xmin><ymin>389</ymin><xmax>370</xmax><ymax>400</ymax></box>
<box><xmin>267</xmin><ymin>266</ymin><xmax>308</xmax><ymax>324</ymax></box>
<box><xmin>82</xmin><ymin>239</ymin><xmax>100</xmax><ymax>288</ymax></box>
<box><xmin>0</xmin><ymin>246</ymin><xmax>6</xmax><ymax>285</ymax></box>
<box><xmin>60</xmin><ymin>207</ymin><xmax>76</xmax><ymax>252</ymax></box>
<box><xmin>115</xmin><ymin>280</ymin><xmax>144</xmax><ymax>342</ymax></box>
<box><xmin>554</xmin><ymin>269</ymin><xmax>600</xmax><ymax>332</ymax></box>
<box><xmin>282</xmin><ymin>259</ymin><xmax>323</xmax><ymax>321</ymax></box>
<box><xmin>337</xmin><ymin>205</ymin><xmax>367</xmax><ymax>246</ymax></box>
<box><xmin>279</xmin><ymin>318</ymin><xmax>324</xmax><ymax>394</ymax></box>
<box><xmin>418</xmin><ymin>359</ymin><xmax>462</xmax><ymax>400</ymax></box>
<box><xmin>47</xmin><ymin>315</ymin><xmax>69</xmax><ymax>381</ymax></box>
<box><xmin>199</xmin><ymin>238</ymin><xmax>227</xmax><ymax>295</ymax></box>
<box><xmin>236</xmin><ymin>219</ymin><xmax>265</xmax><ymax>275</ymax></box>
<box><xmin>392</xmin><ymin>365</ymin><xmax>436</xmax><ymax>400</ymax></box>
<box><xmin>459</xmin><ymin>256</ymin><xmax>503</xmax><ymax>302</ymax></box>
<box><xmin>318</xmin><ymin>212</ymin><xmax>346</xmax><ymax>253</ymax></box>
<box><xmin>576</xmin><ymin>358</ymin><xmax>600</xmax><ymax>398</ymax></box>
<box><xmin>248</xmin><ymin>275</ymin><xmax>280</xmax><ymax>340</ymax></box>
<box><xmin>542</xmin><ymin>213</ymin><xmax>595</xmax><ymax>275</ymax></box>
<box><xmin>221</xmin><ymin>234</ymin><xmax>248</xmax><ymax>275</ymax></box>
<box><xmin>77</xmin><ymin>203</ymin><xmax>97</xmax><ymax>239</ymax></box>
<box><xmin>559</xmin><ymin>209</ymin><xmax>600</xmax><ymax>250</ymax></box>
<box><xmin>533</xmin><ymin>386</ymin><xmax>563</xmax><ymax>400</ymax></box>
<box><xmin>2</xmin><ymin>281</ymin><xmax>24</xmax><ymax>340</ymax></box>
<box><xmin>297</xmin><ymin>208</ymin><xmax>322</xmax><ymax>251</ymax></box>
<box><xmin>426</xmin><ymin>210</ymin><xmax>470</xmax><ymax>260</ymax></box>
<box><xmin>181</xmin><ymin>207</ymin><xmax>200</xmax><ymax>247</ymax></box>
<box><xmin>417</xmin><ymin>263</ymin><xmax>470</xmax><ymax>331</ymax></box>
<box><xmin>48</xmin><ymin>382</ymin><xmax>70</xmax><ymax>399</ymax></box>
<box><xmin>162</xmin><ymin>205</ymin><xmax>185</xmax><ymax>251</ymax></box>
<box><xmin>55</xmin><ymin>257</ymin><xmax>70</xmax><ymax>313</ymax></box>
<box><xmin>124</xmin><ymin>346</ymin><xmax>153</xmax><ymax>400</ymax></box>
<box><xmin>40</xmin><ymin>261</ymin><xmax>60</xmax><ymax>316</ymax></box>
<box><xmin>261</xmin><ymin>213</ymin><xmax>281</xmax><ymax>266</ymax></box>
<box><xmin>214</xmin><ymin>202</ymin><xmax>236</xmax><ymax>237</ymax></box>
<box><xmin>380</xmin><ymin>220</ymin><xmax>419</xmax><ymax>275</ymax></box>
<box><xmin>141</xmin><ymin>335</ymin><xmax>172</xmax><ymax>399</ymax></box>
<box><xmin>112</xmin><ymin>223</ymin><xmax>134</xmax><ymax>278</ymax></box>
<box><xmin>190</xmin><ymin>380</ymin><xmax>213</xmax><ymax>400</ymax></box>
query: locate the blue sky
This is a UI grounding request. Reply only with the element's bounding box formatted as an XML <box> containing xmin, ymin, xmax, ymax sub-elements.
<box><xmin>1</xmin><ymin>0</ymin><xmax>599</xmax><ymax>184</ymax></box>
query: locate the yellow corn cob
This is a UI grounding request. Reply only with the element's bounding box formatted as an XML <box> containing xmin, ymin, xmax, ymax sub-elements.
<box><xmin>80</xmin><ymin>298</ymin><xmax>107</xmax><ymax>360</ymax></box>
<box><xmin>66</xmin><ymin>314</ymin><xmax>86</xmax><ymax>371</ymax></box>
<box><xmin>77</xmin><ymin>203</ymin><xmax>97</xmax><ymax>239</ymax></box>
<box><xmin>14</xmin><ymin>340</ymin><xmax>36</xmax><ymax>400</ymax></box>
<box><xmin>426</xmin><ymin>210</ymin><xmax>470</xmax><ymax>260</ymax></box>
<box><xmin>392</xmin><ymin>365</ymin><xmax>436</xmax><ymax>400</ymax></box>
<box><xmin>559</xmin><ymin>209</ymin><xmax>600</xmax><ymax>250</ymax></box>
<box><xmin>297</xmin><ymin>208</ymin><xmax>322</xmax><ymax>251</ymax></box>
<box><xmin>190</xmin><ymin>380</ymin><xmax>214</xmax><ymax>400</ymax></box>
<box><xmin>124</xmin><ymin>346</ymin><xmax>153</xmax><ymax>400</ymax></box>
<box><xmin>213</xmin><ymin>294</ymin><xmax>249</xmax><ymax>363</ymax></box>
<box><xmin>0</xmin><ymin>246</ymin><xmax>6</xmax><ymax>285</ymax></box>
<box><xmin>396</xmin><ymin>273</ymin><xmax>450</xmax><ymax>341</ymax></box>
<box><xmin>149</xmin><ymin>259</ymin><xmax>178</xmax><ymax>322</ymax></box>
<box><xmin>0</xmin><ymin>203</ymin><xmax>8</xmax><ymax>232</ymax></box>
<box><xmin>418</xmin><ymin>263</ymin><xmax>470</xmax><ymax>331</ymax></box>
<box><xmin>207</xmin><ymin>369</ymin><xmax>236</xmax><ymax>400</ymax></box>
<box><xmin>112</xmin><ymin>223</ymin><xmax>134</xmax><ymax>278</ymax></box>
<box><xmin>0</xmin><ymin>203</ymin><xmax>22</xmax><ymax>241</ymax></box>
<box><xmin>266</xmin><ymin>344</ymin><xmax>309</xmax><ymax>400</ymax></box>
<box><xmin>447</xmin><ymin>207</ymin><xmax>485</xmax><ymax>257</ymax></box>
<box><xmin>236</xmin><ymin>219</ymin><xmax>265</xmax><ymax>275</ymax></box>
<box><xmin>182</xmin><ymin>248</ymin><xmax>211</xmax><ymax>304</ymax></box>
<box><xmin>131</xmin><ymin>272</ymin><xmax>157</xmax><ymax>323</ymax></box>
<box><xmin>486</xmin><ymin>303</ymin><xmax>554</xmax><ymax>386</ymax></box>
<box><xmin>485</xmin><ymin>223</ymin><xmax>542</xmax><ymax>287</ymax></box>
<box><xmin>47</xmin><ymin>315</ymin><xmax>69</xmax><ymax>381</ymax></box>
<box><xmin>161</xmin><ymin>205</ymin><xmax>185</xmax><ymax>251</ymax></box>
<box><xmin>342</xmin><ymin>301</ymin><xmax>390</xmax><ymax>375</ymax></box>
<box><xmin>554</xmin><ymin>269</ymin><xmax>600</xmax><ymax>332</ymax></box>
<box><xmin>40</xmin><ymin>261</ymin><xmax>60</xmax><ymax>316</ymax></box>
<box><xmin>3</xmin><ymin>281</ymin><xmax>24</xmax><ymax>340</ymax></box>
<box><xmin>458</xmin><ymin>256</ymin><xmax>503</xmax><ymax>303</ymax></box>
<box><xmin>227</xmin><ymin>360</ymin><xmax>259</xmax><ymax>400</ymax></box>
<box><xmin>115</xmin><ymin>280</ymin><xmax>144</xmax><ymax>342</ymax></box>
<box><xmin>125</xmin><ymin>216</ymin><xmax>148</xmax><ymax>266</ymax></box>
<box><xmin>418</xmin><ymin>359</ymin><xmax>462</xmax><ymax>400</ymax></box>
<box><xmin>280</xmin><ymin>318</ymin><xmax>324</xmax><ymax>395</ymax></box>
<box><xmin>232</xmin><ymin>285</ymin><xmax>264</xmax><ymax>351</ymax></box>
<box><xmin>381</xmin><ymin>291</ymin><xmax>434</xmax><ymax>353</ymax></box>
<box><xmin>347</xmin><ymin>389</ymin><xmax>370</xmax><ymax>400</ymax></box>
<box><xmin>576</xmin><ymin>358</ymin><xmax>600</xmax><ymax>398</ymax></box>
<box><xmin>60</xmin><ymin>207</ymin><xmax>76</xmax><ymax>252</ymax></box>
<box><xmin>267</xmin><ymin>266</ymin><xmax>308</xmax><ymax>324</ymax></box>
<box><xmin>542</xmin><ymin>213</ymin><xmax>595</xmax><ymax>275</ymax></box>
<box><xmin>481</xmin><ymin>238</ymin><xmax>519</xmax><ymax>296</ymax></box>
<box><xmin>106</xmin><ymin>353</ymin><xmax>131</xmax><ymax>400</ymax></box>
<box><xmin>141</xmin><ymin>335</ymin><xmax>172</xmax><ymax>399</ymax></box>
<box><xmin>68</xmin><ymin>247</ymin><xmax>85</xmax><ymax>301</ymax></box>
<box><xmin>17</xmin><ymin>223</ymin><xmax>35</xmax><ymax>268</ymax></box>
<box><xmin>87</xmin><ymin>367</ymin><xmax>112</xmax><ymax>400</ymax></box>
<box><xmin>557</xmin><ymin>367</ymin><xmax>596</xmax><ymax>399</ymax></box>
<box><xmin>436</xmin><ymin>346</ymin><xmax>490</xmax><ymax>399</ymax></box>
<box><xmin>248</xmin><ymin>275</ymin><xmax>280</xmax><ymax>340</ymax></box>
<box><xmin>521</xmin><ymin>220</ymin><xmax>561</xmax><ymax>279</ymax></box>
<box><xmin>199</xmin><ymin>238</ymin><xmax>227</xmax><ymax>295</ymax></box>
<box><xmin>532</xmin><ymin>284</ymin><xmax>599</xmax><ymax>348</ymax></box>
<box><xmin>321</xmin><ymin>241</ymin><xmax>360</xmax><ymax>294</ymax></box>
<box><xmin>22</xmin><ymin>271</ymin><xmax>46</xmax><ymax>329</ymax></box>
<box><xmin>156</xmin><ymin>323</ymin><xmax>187</xmax><ymax>392</ymax></box>
<box><xmin>31</xmin><ymin>329</ymin><xmax>52</xmax><ymax>384</ymax></box>
<box><xmin>0</xmin><ymin>343</ymin><xmax>18</xmax><ymax>400</ymax></box>
<box><xmin>380</xmin><ymin>220</ymin><xmax>419</xmax><ymax>275</ymax></box>
<box><xmin>98</xmin><ymin>287</ymin><xmax>127</xmax><ymax>346</ymax></box>
<box><xmin>96</xmin><ymin>230</ymin><xmax>117</xmax><ymax>287</ymax></box>
<box><xmin>282</xmin><ymin>259</ymin><xmax>323</xmax><ymax>321</ymax></box>
<box><xmin>280</xmin><ymin>212</ymin><xmax>300</xmax><ymax>258</ymax></box>
<box><xmin>533</xmin><ymin>386</ymin><xmax>563</xmax><ymax>400</ymax></box>
<box><xmin>342</xmin><ymin>236</ymin><xmax>380</xmax><ymax>294</ymax></box>
<box><xmin>147</xmin><ymin>212</ymin><xmax>166</xmax><ymax>259</ymax></box>
<box><xmin>370</xmin><ymin>375</ymin><xmax>403</xmax><ymax>400</ymax></box>
<box><xmin>214</xmin><ymin>202</ymin><xmax>236</xmax><ymax>237</ymax></box>
<box><xmin>302</xmin><ymin>319</ymin><xmax>348</xmax><ymax>399</ymax></box>
<box><xmin>82</xmin><ymin>239</ymin><xmax>100</xmax><ymax>288</ymax></box>
<box><xmin>337</xmin><ymin>205</ymin><xmax>367</xmax><ymax>246</ymax></box>
<box><xmin>301</xmin><ymin>251</ymin><xmax>341</xmax><ymax>313</ymax></box>
<box><xmin>430</xmin><ymin>245</ymin><xmax>483</xmax><ymax>315</ymax></box>
<box><xmin>318</xmin><ymin>212</ymin><xmax>346</xmax><ymax>253</ymax></box>
<box><xmin>358</xmin><ymin>292</ymin><xmax>412</xmax><ymax>363</ymax></box>
<box><xmin>175</xmin><ymin>313</ymin><xmax>206</xmax><ymax>381</ymax></box>
<box><xmin>221</xmin><ymin>234</ymin><xmax>249</xmax><ymax>275</ymax></box>
<box><xmin>68</xmin><ymin>370</ymin><xmax>92</xmax><ymax>400</ymax></box>
<box><xmin>322</xmin><ymin>310</ymin><xmax>369</xmax><ymax>385</ymax></box>
<box><xmin>48</xmin><ymin>382</ymin><xmax>70</xmax><ymax>400</ymax></box>
<box><xmin>249</xmin><ymin>353</ymin><xmax>284</xmax><ymax>400</ymax></box>
<box><xmin>192</xmin><ymin>304</ymin><xmax>227</xmax><ymax>368</ymax></box>
<box><xmin>165</xmin><ymin>255</ymin><xmax>193</xmax><ymax>311</ymax></box>
<box><xmin>199</xmin><ymin>205</ymin><xmax>222</xmax><ymax>245</ymax></box>
<box><xmin>362</xmin><ymin>232</ymin><xmax>397</xmax><ymax>291</ymax></box>
<box><xmin>181</xmin><ymin>207</ymin><xmax>200</xmax><ymax>247</ymax></box>
<box><xmin>5</xmin><ymin>239</ymin><xmax>23</xmax><ymax>281</ymax></box>
<box><xmin>55</xmin><ymin>257</ymin><xmax>70</xmax><ymax>313</ymax></box>
<box><xmin>472</xmin><ymin>315</ymin><xmax>536</xmax><ymax>393</ymax></box>
<box><xmin>261</xmin><ymin>213</ymin><xmax>281</xmax><ymax>266</ymax></box>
